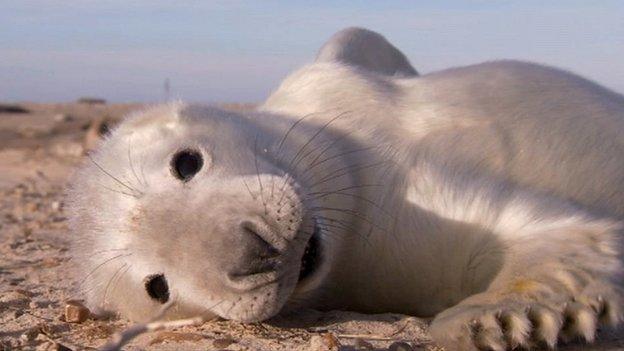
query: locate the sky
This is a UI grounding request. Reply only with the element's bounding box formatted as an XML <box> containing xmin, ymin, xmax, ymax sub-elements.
<box><xmin>1</xmin><ymin>0</ymin><xmax>623</xmax><ymax>103</ymax></box>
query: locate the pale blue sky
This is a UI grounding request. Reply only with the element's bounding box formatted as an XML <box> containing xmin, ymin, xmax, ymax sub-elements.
<box><xmin>1</xmin><ymin>1</ymin><xmax>623</xmax><ymax>103</ymax></box>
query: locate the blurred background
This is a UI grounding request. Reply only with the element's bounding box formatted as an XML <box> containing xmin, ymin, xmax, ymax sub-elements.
<box><xmin>1</xmin><ymin>2</ymin><xmax>624</xmax><ymax>350</ymax></box>
<box><xmin>2</xmin><ymin>0</ymin><xmax>623</xmax><ymax>103</ymax></box>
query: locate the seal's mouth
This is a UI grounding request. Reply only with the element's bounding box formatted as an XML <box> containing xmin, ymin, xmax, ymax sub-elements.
<box><xmin>298</xmin><ymin>219</ymin><xmax>321</xmax><ymax>282</ymax></box>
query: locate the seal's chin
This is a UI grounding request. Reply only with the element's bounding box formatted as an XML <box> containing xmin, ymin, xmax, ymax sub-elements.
<box><xmin>297</xmin><ymin>219</ymin><xmax>322</xmax><ymax>283</ymax></box>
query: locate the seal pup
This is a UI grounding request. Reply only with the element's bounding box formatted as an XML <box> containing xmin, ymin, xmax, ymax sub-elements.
<box><xmin>69</xmin><ymin>28</ymin><xmax>624</xmax><ymax>350</ymax></box>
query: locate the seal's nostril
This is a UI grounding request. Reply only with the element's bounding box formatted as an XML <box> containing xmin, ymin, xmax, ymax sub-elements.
<box><xmin>241</xmin><ymin>221</ymin><xmax>279</xmax><ymax>258</ymax></box>
<box><xmin>144</xmin><ymin>274</ymin><xmax>169</xmax><ymax>304</ymax></box>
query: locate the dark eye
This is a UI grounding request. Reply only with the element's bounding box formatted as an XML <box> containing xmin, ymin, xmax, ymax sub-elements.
<box><xmin>144</xmin><ymin>274</ymin><xmax>170</xmax><ymax>304</ymax></box>
<box><xmin>171</xmin><ymin>149</ymin><xmax>203</xmax><ymax>181</ymax></box>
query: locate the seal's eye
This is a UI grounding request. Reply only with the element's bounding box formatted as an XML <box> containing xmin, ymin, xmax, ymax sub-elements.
<box><xmin>144</xmin><ymin>274</ymin><xmax>170</xmax><ymax>304</ymax></box>
<box><xmin>171</xmin><ymin>149</ymin><xmax>203</xmax><ymax>181</ymax></box>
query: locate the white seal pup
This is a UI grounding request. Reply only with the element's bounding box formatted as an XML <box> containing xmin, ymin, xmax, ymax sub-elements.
<box><xmin>69</xmin><ymin>27</ymin><xmax>624</xmax><ymax>350</ymax></box>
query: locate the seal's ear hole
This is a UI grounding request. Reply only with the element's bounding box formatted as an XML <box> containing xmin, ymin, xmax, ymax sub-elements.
<box><xmin>144</xmin><ymin>274</ymin><xmax>170</xmax><ymax>304</ymax></box>
<box><xmin>171</xmin><ymin>149</ymin><xmax>203</xmax><ymax>181</ymax></box>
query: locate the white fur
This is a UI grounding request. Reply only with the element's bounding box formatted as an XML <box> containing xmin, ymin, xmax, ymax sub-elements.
<box><xmin>69</xmin><ymin>28</ymin><xmax>624</xmax><ymax>350</ymax></box>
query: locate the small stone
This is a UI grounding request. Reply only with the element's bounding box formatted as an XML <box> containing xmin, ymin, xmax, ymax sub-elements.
<box><xmin>64</xmin><ymin>301</ymin><xmax>90</xmax><ymax>323</ymax></box>
<box><xmin>388</xmin><ymin>341</ymin><xmax>413</xmax><ymax>351</ymax></box>
<box><xmin>212</xmin><ymin>337</ymin><xmax>236</xmax><ymax>348</ymax></box>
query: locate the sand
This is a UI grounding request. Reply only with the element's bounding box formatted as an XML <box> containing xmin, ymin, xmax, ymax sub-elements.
<box><xmin>0</xmin><ymin>102</ymin><xmax>622</xmax><ymax>350</ymax></box>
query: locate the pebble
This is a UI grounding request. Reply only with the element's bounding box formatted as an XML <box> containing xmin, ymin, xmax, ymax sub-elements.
<box><xmin>64</xmin><ymin>301</ymin><xmax>90</xmax><ymax>323</ymax></box>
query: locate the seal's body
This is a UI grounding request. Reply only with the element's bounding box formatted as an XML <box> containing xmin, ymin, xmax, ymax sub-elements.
<box><xmin>69</xmin><ymin>28</ymin><xmax>624</xmax><ymax>350</ymax></box>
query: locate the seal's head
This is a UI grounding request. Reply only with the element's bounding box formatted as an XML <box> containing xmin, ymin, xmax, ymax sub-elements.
<box><xmin>69</xmin><ymin>103</ymin><xmax>355</xmax><ymax>322</ymax></box>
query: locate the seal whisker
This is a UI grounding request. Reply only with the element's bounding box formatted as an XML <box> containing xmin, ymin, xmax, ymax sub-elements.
<box><xmin>308</xmin><ymin>214</ymin><xmax>372</xmax><ymax>245</ymax></box>
<box><xmin>306</xmin><ymin>184</ymin><xmax>385</xmax><ymax>196</ymax></box>
<box><xmin>89</xmin><ymin>248</ymin><xmax>130</xmax><ymax>256</ymax></box>
<box><xmin>78</xmin><ymin>253</ymin><xmax>133</xmax><ymax>289</ymax></box>
<box><xmin>270</xmin><ymin>111</ymin><xmax>321</xmax><ymax>197</ymax></box>
<box><xmin>88</xmin><ymin>154</ymin><xmax>143</xmax><ymax>196</ymax></box>
<box><xmin>274</xmin><ymin>111</ymin><xmax>352</xmax><ymax>205</ymax></box>
<box><xmin>312</xmin><ymin>220</ymin><xmax>352</xmax><ymax>235</ymax></box>
<box><xmin>202</xmin><ymin>299</ymin><xmax>225</xmax><ymax>317</ymax></box>
<box><xmin>224</xmin><ymin>298</ymin><xmax>238</xmax><ymax>317</ymax></box>
<box><xmin>306</xmin><ymin>145</ymin><xmax>378</xmax><ymax>173</ymax></box>
<box><xmin>72</xmin><ymin>256</ymin><xmax>132</xmax><ymax>300</ymax></box>
<box><xmin>139</xmin><ymin>149</ymin><xmax>148</xmax><ymax>187</ymax></box>
<box><xmin>306</xmin><ymin>191</ymin><xmax>391</xmax><ymax>216</ymax></box>
<box><xmin>312</xmin><ymin>215</ymin><xmax>359</xmax><ymax>233</ymax></box>
<box><xmin>301</xmin><ymin>129</ymin><xmax>357</xmax><ymax>173</ymax></box>
<box><xmin>127</xmin><ymin>134</ymin><xmax>146</xmax><ymax>188</ymax></box>
<box><xmin>297</xmin><ymin>184</ymin><xmax>386</xmax><ymax>221</ymax></box>
<box><xmin>307</xmin><ymin>161</ymin><xmax>389</xmax><ymax>189</ymax></box>
<box><xmin>274</xmin><ymin>112</ymin><xmax>319</xmax><ymax>158</ymax></box>
<box><xmin>109</xmin><ymin>264</ymin><xmax>132</xmax><ymax>302</ymax></box>
<box><xmin>102</xmin><ymin>263</ymin><xmax>129</xmax><ymax>304</ymax></box>
<box><xmin>241</xmin><ymin>178</ymin><xmax>257</xmax><ymax>200</ymax></box>
<box><xmin>253</xmin><ymin>134</ymin><xmax>269</xmax><ymax>214</ymax></box>
<box><xmin>96</xmin><ymin>182</ymin><xmax>139</xmax><ymax>198</ymax></box>
<box><xmin>309</xmin><ymin>206</ymin><xmax>388</xmax><ymax>234</ymax></box>
<box><xmin>282</xmin><ymin>131</ymin><xmax>356</xmax><ymax>203</ymax></box>
<box><xmin>293</xmin><ymin>136</ymin><xmax>337</xmax><ymax>170</ymax></box>
<box><xmin>281</xmin><ymin>112</ymin><xmax>351</xmax><ymax>183</ymax></box>
<box><xmin>269</xmin><ymin>173</ymin><xmax>277</xmax><ymax>200</ymax></box>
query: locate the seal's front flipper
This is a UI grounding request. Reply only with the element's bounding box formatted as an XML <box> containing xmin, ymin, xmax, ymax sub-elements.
<box><xmin>316</xmin><ymin>27</ymin><xmax>418</xmax><ymax>77</ymax></box>
<box><xmin>427</xmin><ymin>199</ymin><xmax>623</xmax><ymax>349</ymax></box>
